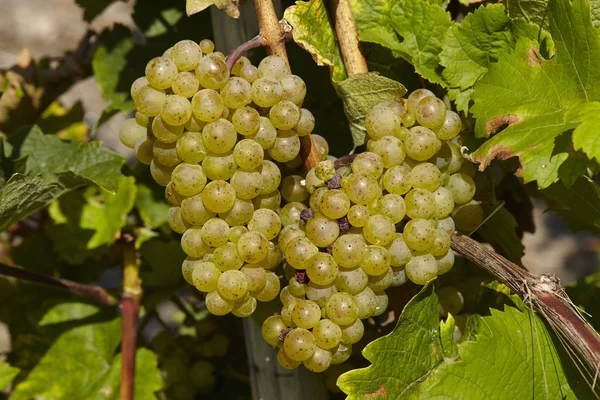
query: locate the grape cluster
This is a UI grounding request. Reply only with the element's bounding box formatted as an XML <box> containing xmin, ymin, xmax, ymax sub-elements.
<box><xmin>118</xmin><ymin>39</ymin><xmax>325</xmax><ymax>318</ymax></box>
<box><xmin>263</xmin><ymin>89</ymin><xmax>480</xmax><ymax>372</ymax></box>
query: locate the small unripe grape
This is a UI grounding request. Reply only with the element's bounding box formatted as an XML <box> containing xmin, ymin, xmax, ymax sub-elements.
<box><xmin>365</xmin><ymin>102</ymin><xmax>401</xmax><ymax>139</ymax></box>
<box><xmin>432</xmin><ymin>187</ymin><xmax>454</xmax><ymax>219</ymax></box>
<box><xmin>181</xmin><ymin>228</ymin><xmax>210</xmax><ymax>258</ymax></box>
<box><xmin>196</xmin><ymin>55</ymin><xmax>230</xmax><ymax>90</ymax></box>
<box><xmin>251</xmin><ymin>77</ymin><xmax>283</xmax><ymax>107</ymax></box>
<box><xmin>363</xmin><ymin>215</ymin><xmax>395</xmax><ymax>246</ymax></box>
<box><xmin>347</xmin><ymin>205</ymin><xmax>369</xmax><ymax>228</ymax></box>
<box><xmin>192</xmin><ymin>89</ymin><xmax>224</xmax><ymax>122</ymax></box>
<box><xmin>171</xmin><ymin>163</ymin><xmax>207</xmax><ymax>196</ymax></box>
<box><xmin>237</xmin><ymin>231</ymin><xmax>269</xmax><ymax>264</ymax></box>
<box><xmin>119</xmin><ymin>118</ymin><xmax>146</xmax><ymax>148</ymax></box>
<box><xmin>446</xmin><ymin>173</ymin><xmax>476</xmax><ymax>204</ymax></box>
<box><xmin>372</xmin><ymin>291</ymin><xmax>389</xmax><ymax>317</ymax></box>
<box><xmin>406</xmin><ymin>88</ymin><xmax>435</xmax><ymax>116</ymax></box>
<box><xmin>240</xmin><ymin>64</ymin><xmax>258</xmax><ymax>83</ymax></box>
<box><xmin>268</xmin><ymin>130</ymin><xmax>300</xmax><ymax>162</ymax></box>
<box><xmin>403</xmin><ymin>218</ymin><xmax>435</xmax><ymax>251</ymax></box>
<box><xmin>383</xmin><ymin>164</ymin><xmax>412</xmax><ymax>195</ymax></box>
<box><xmin>406</xmin><ymin>254</ymin><xmax>438</xmax><ymax>285</ymax></box>
<box><xmin>280</xmin><ymin>74</ymin><xmax>307</xmax><ymax>106</ymax></box>
<box><xmin>219</xmin><ymin>197</ymin><xmax>254</xmax><ymax>226</ymax></box>
<box><xmin>181</xmin><ymin>194</ymin><xmax>216</xmax><ymax>226</ymax></box>
<box><xmin>150</xmin><ymin>160</ymin><xmax>174</xmax><ymax>186</ymax></box>
<box><xmin>202</xmin><ymin>180</ymin><xmax>236</xmax><ymax>213</ymax></box>
<box><xmin>344</xmin><ymin>172</ymin><xmax>381</xmax><ymax>205</ymax></box>
<box><xmin>252</xmin><ymin>272</ymin><xmax>280</xmax><ymax>302</ymax></box>
<box><xmin>436</xmin><ymin>249</ymin><xmax>455</xmax><ymax>275</ymax></box>
<box><xmin>153</xmin><ymin>140</ymin><xmax>181</xmax><ymax>166</ymax></box>
<box><xmin>177</xmin><ymin>131</ymin><xmax>207</xmax><ymax>164</ymax></box>
<box><xmin>248</xmin><ymin>117</ymin><xmax>277</xmax><ymax>148</ymax></box>
<box><xmin>270</xmin><ymin>100</ymin><xmax>301</xmax><ymax>130</ymax></box>
<box><xmin>205</xmin><ymin>290</ymin><xmax>234</xmax><ymax>315</ymax></box>
<box><xmin>405</xmin><ymin>126</ymin><xmax>442</xmax><ymax>161</ymax></box>
<box><xmin>388</xmin><ymin>234</ymin><xmax>412</xmax><ymax>267</ymax></box>
<box><xmin>220</xmin><ymin>77</ymin><xmax>252</xmax><ymax>108</ymax></box>
<box><xmin>262</xmin><ymin>315</ymin><xmax>287</xmax><ymax>346</ymax></box>
<box><xmin>285</xmin><ymin>236</ymin><xmax>319</xmax><ymax>270</ymax></box>
<box><xmin>405</xmin><ymin>188</ymin><xmax>436</xmax><ymax>219</ymax></box>
<box><xmin>257</xmin><ymin>55</ymin><xmax>290</xmax><ymax>79</ymax></box>
<box><xmin>136</xmin><ymin>86</ymin><xmax>166</xmax><ymax>117</ymax></box>
<box><xmin>214</xmin><ymin>242</ymin><xmax>244</xmax><ymax>271</ymax></box>
<box><xmin>130</xmin><ymin>77</ymin><xmax>149</xmax><ymax>102</ymax></box>
<box><xmin>409</xmin><ymin>163</ymin><xmax>442</xmax><ymax>192</ymax></box>
<box><xmin>168</xmin><ymin>207</ymin><xmax>189</xmax><ymax>234</ymax></box>
<box><xmin>199</xmin><ymin>39</ymin><xmax>215</xmax><ymax>54</ymax></box>
<box><xmin>170</xmin><ymin>40</ymin><xmax>201</xmax><ymax>71</ymax></box>
<box><xmin>352</xmin><ymin>152</ymin><xmax>384</xmax><ymax>177</ymax></box>
<box><xmin>326</xmin><ymin>292</ymin><xmax>359</xmax><ymax>326</ymax></box>
<box><xmin>192</xmin><ymin>262</ymin><xmax>221</xmax><ymax>292</ymax></box>
<box><xmin>145</xmin><ymin>56</ymin><xmax>177</xmax><ymax>89</ymax></box>
<box><xmin>361</xmin><ymin>245</ymin><xmax>391</xmax><ymax>276</ymax></box>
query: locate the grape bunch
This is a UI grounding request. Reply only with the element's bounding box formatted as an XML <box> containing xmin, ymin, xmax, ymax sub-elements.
<box><xmin>263</xmin><ymin>89</ymin><xmax>480</xmax><ymax>372</ymax></box>
<box><xmin>117</xmin><ymin>39</ymin><xmax>327</xmax><ymax>318</ymax></box>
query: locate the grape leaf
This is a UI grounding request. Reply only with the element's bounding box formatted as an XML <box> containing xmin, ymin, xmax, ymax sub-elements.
<box><xmin>75</xmin><ymin>0</ymin><xmax>118</xmax><ymax>22</ymax></box>
<box><xmin>334</xmin><ymin>73</ymin><xmax>406</xmax><ymax>146</ymax></box>
<box><xmin>46</xmin><ymin>177</ymin><xmax>136</xmax><ymax>264</ymax></box>
<box><xmin>136</xmin><ymin>182</ymin><xmax>169</xmax><ymax>228</ymax></box>
<box><xmin>478</xmin><ymin>207</ymin><xmax>524</xmax><ymax>264</ymax></box>
<box><xmin>542</xmin><ymin>176</ymin><xmax>600</xmax><ymax>233</ymax></box>
<box><xmin>470</xmin><ymin>0</ymin><xmax>600</xmax><ymax>188</ymax></box>
<box><xmin>568</xmin><ymin>102</ymin><xmax>600</xmax><ymax>162</ymax></box>
<box><xmin>350</xmin><ymin>0</ymin><xmax>453</xmax><ymax>85</ymax></box>
<box><xmin>338</xmin><ymin>283</ymin><xmax>579</xmax><ymax>398</ymax></box>
<box><xmin>284</xmin><ymin>0</ymin><xmax>347</xmax><ymax>81</ymax></box>
<box><xmin>186</xmin><ymin>0</ymin><xmax>240</xmax><ymax>18</ymax></box>
<box><xmin>139</xmin><ymin>238</ymin><xmax>186</xmax><ymax>287</ymax></box>
<box><xmin>0</xmin><ymin>361</ymin><xmax>19</xmax><ymax>391</ymax></box>
<box><xmin>505</xmin><ymin>0</ymin><xmax>550</xmax><ymax>28</ymax></box>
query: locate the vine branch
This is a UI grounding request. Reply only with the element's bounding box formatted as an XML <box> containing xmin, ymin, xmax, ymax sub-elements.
<box><xmin>0</xmin><ymin>262</ymin><xmax>118</xmax><ymax>305</ymax></box>
<box><xmin>331</xmin><ymin>0</ymin><xmax>368</xmax><ymax>76</ymax></box>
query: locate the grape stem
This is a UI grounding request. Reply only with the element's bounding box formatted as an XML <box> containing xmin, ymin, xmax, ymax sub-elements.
<box><xmin>225</xmin><ymin>35</ymin><xmax>267</xmax><ymax>71</ymax></box>
<box><xmin>0</xmin><ymin>261</ymin><xmax>119</xmax><ymax>305</ymax></box>
<box><xmin>120</xmin><ymin>237</ymin><xmax>141</xmax><ymax>400</ymax></box>
<box><xmin>451</xmin><ymin>233</ymin><xmax>600</xmax><ymax>391</ymax></box>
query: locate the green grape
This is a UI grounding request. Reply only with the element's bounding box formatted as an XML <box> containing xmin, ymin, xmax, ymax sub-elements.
<box><xmin>232</xmin><ymin>295</ymin><xmax>257</xmax><ymax>317</ymax></box>
<box><xmin>262</xmin><ymin>315</ymin><xmax>287</xmax><ymax>346</ymax></box>
<box><xmin>170</xmin><ymin>40</ymin><xmax>201</xmax><ymax>71</ymax></box>
<box><xmin>363</xmin><ymin>215</ymin><xmax>395</xmax><ymax>246</ymax></box>
<box><xmin>145</xmin><ymin>56</ymin><xmax>177</xmax><ymax>89</ymax></box>
<box><xmin>135</xmin><ymin>135</ymin><xmax>154</xmax><ymax>165</ymax></box>
<box><xmin>219</xmin><ymin>197</ymin><xmax>254</xmax><ymax>226</ymax></box>
<box><xmin>415</xmin><ymin>96</ymin><xmax>446</xmax><ymax>129</ymax></box>
<box><xmin>200</xmin><ymin>218</ymin><xmax>230</xmax><ymax>247</ymax></box>
<box><xmin>315</xmin><ymin>160</ymin><xmax>336</xmax><ymax>181</ymax></box>
<box><xmin>152</xmin><ymin>116</ymin><xmax>184</xmax><ymax>144</ymax></box>
<box><xmin>280</xmin><ymin>285</ymin><xmax>300</xmax><ymax>306</ymax></box>
<box><xmin>150</xmin><ymin>160</ymin><xmax>174</xmax><ymax>186</ymax></box>
<box><xmin>202</xmin><ymin>180</ymin><xmax>236</xmax><ymax>213</ymax></box>
<box><xmin>162</xmin><ymin>95</ymin><xmax>192</xmax><ymax>126</ymax></box>
<box><xmin>306</xmin><ymin>253</ymin><xmax>339</xmax><ymax>286</ymax></box>
<box><xmin>312</xmin><ymin>319</ymin><xmax>342</xmax><ymax>349</ymax></box>
<box><xmin>253</xmin><ymin>190</ymin><xmax>281</xmax><ymax>211</ymax></box>
<box><xmin>430</xmin><ymin>229</ymin><xmax>451</xmax><ymax>257</ymax></box>
<box><xmin>202</xmin><ymin>118</ymin><xmax>237</xmax><ymax>154</ymax></box>
<box><xmin>248</xmin><ymin>117</ymin><xmax>277</xmax><ymax>148</ymax></box>
<box><xmin>136</xmin><ymin>86</ymin><xmax>166</xmax><ymax>117</ymax></box>
<box><xmin>214</xmin><ymin>242</ymin><xmax>244</xmax><ymax>271</ymax></box>
<box><xmin>241</xmin><ymin>265</ymin><xmax>267</xmax><ymax>292</ymax></box>
<box><xmin>452</xmin><ymin>201</ymin><xmax>483</xmax><ymax>232</ymax></box>
<box><xmin>436</xmin><ymin>249</ymin><xmax>455</xmax><ymax>275</ymax></box>
<box><xmin>196</xmin><ymin>55</ymin><xmax>230</xmax><ymax>90</ymax></box>
<box><xmin>168</xmin><ymin>207</ymin><xmax>189</xmax><ymax>234</ymax></box>
<box><xmin>409</xmin><ymin>163</ymin><xmax>441</xmax><ymax>192</ymax></box>
<box><xmin>379</xmin><ymin>194</ymin><xmax>406</xmax><ymax>224</ymax></box>
<box><xmin>332</xmin><ymin>234</ymin><xmax>367</xmax><ymax>269</ymax></box>
<box><xmin>251</xmin><ymin>77</ymin><xmax>283</xmax><ymax>107</ymax></box>
<box><xmin>372</xmin><ymin>291</ymin><xmax>389</xmax><ymax>317</ymax></box>
<box><xmin>434</xmin><ymin>110</ymin><xmax>462</xmax><ymax>140</ymax></box>
<box><xmin>278</xmin><ymin>348</ymin><xmax>301</xmax><ymax>369</ymax></box>
<box><xmin>182</xmin><ymin>257</ymin><xmax>201</xmax><ymax>284</ymax></box>
<box><xmin>312</xmin><ymin>134</ymin><xmax>329</xmax><ymax>160</ymax></box>
<box><xmin>185</xmin><ymin>115</ymin><xmax>206</xmax><ymax>132</ymax></box>
<box><xmin>355</xmin><ymin>287</ymin><xmax>377</xmax><ymax>319</ymax></box>
<box><xmin>406</xmin><ymin>88</ymin><xmax>434</xmax><ymax>116</ymax></box>
<box><xmin>192</xmin><ymin>261</ymin><xmax>221</xmax><ymax>292</ymax></box>
<box><xmin>278</xmin><ymin>225</ymin><xmax>305</xmax><ymax>252</ymax></box>
<box><xmin>237</xmin><ymin>231</ymin><xmax>269</xmax><ymax>264</ymax></box>
<box><xmin>119</xmin><ymin>118</ymin><xmax>146</xmax><ymax>148</ymax></box>
<box><xmin>305</xmin><ymin>213</ymin><xmax>340</xmax><ymax>247</ymax></box>
<box><xmin>367</xmin><ymin>267</ymin><xmax>393</xmax><ymax>291</ymax></box>
<box><xmin>303</xmin><ymin>346</ymin><xmax>333</xmax><ymax>373</ymax></box>
<box><xmin>220</xmin><ymin>77</ymin><xmax>252</xmax><ymax>108</ymax></box>
<box><xmin>282</xmin><ymin>303</ymin><xmax>296</xmax><ymax>327</ymax></box>
<box><xmin>230</xmin><ymin>169</ymin><xmax>263</xmax><ymax>200</ymax></box>
<box><xmin>326</xmin><ymin>293</ymin><xmax>359</xmax><ymax>326</ymax></box>
<box><xmin>285</xmin><ymin>236</ymin><xmax>319</xmax><ymax>270</ymax></box>
<box><xmin>171</xmin><ymin>163</ymin><xmax>206</xmax><ymax>196</ymax></box>
<box><xmin>240</xmin><ymin>64</ymin><xmax>258</xmax><ymax>83</ymax></box>
<box><xmin>437</xmin><ymin>216</ymin><xmax>456</xmax><ymax>235</ymax></box>
<box><xmin>284</xmin><ymin>328</ymin><xmax>316</xmax><ymax>361</ymax></box>
<box><xmin>257</xmin><ymin>55</ymin><xmax>290</xmax><ymax>79</ymax></box>
<box><xmin>432</xmin><ymin>187</ymin><xmax>454</xmax><ymax>219</ymax></box>
<box><xmin>292</xmin><ymin>110</ymin><xmax>314</xmax><ymax>139</ymax></box>
<box><xmin>199</xmin><ymin>39</ymin><xmax>215</xmax><ymax>54</ymax></box>
<box><xmin>280</xmin><ymin>75</ymin><xmax>307</xmax><ymax>106</ymax></box>
<box><xmin>352</xmin><ymin>152</ymin><xmax>384</xmax><ymax>178</ymax></box>
<box><xmin>216</xmin><ymin>269</ymin><xmax>248</xmax><ymax>300</ymax></box>
<box><xmin>165</xmin><ymin>181</ymin><xmax>186</xmax><ymax>206</ymax></box>
<box><xmin>340</xmin><ymin>318</ymin><xmax>364</xmax><ymax>345</ymax></box>
<box><xmin>171</xmin><ymin>71</ymin><xmax>200</xmax><ymax>98</ymax></box>
<box><xmin>330</xmin><ymin>343</ymin><xmax>352</xmax><ymax>365</ymax></box>
<box><xmin>192</xmin><ymin>89</ymin><xmax>224</xmax><ymax>122</ymax></box>
<box><xmin>368</xmin><ymin>135</ymin><xmax>406</xmax><ymax>168</ymax></box>
<box><xmin>233</xmin><ymin>139</ymin><xmax>263</xmax><ymax>170</ymax></box>
<box><xmin>176</xmin><ymin>131</ymin><xmax>207</xmax><ymax>164</ymax></box>
<box><xmin>291</xmin><ymin>300</ymin><xmax>322</xmax><ymax>329</ymax></box>
<box><xmin>267</xmin><ymin>130</ymin><xmax>300</xmax><ymax>162</ymax></box>
<box><xmin>361</xmin><ymin>245</ymin><xmax>391</xmax><ymax>276</ymax></box>
<box><xmin>383</xmin><ymin>164</ymin><xmax>412</xmax><ymax>195</ymax></box>
<box><xmin>231</xmin><ymin>56</ymin><xmax>250</xmax><ymax>76</ymax></box>
<box><xmin>446</xmin><ymin>173</ymin><xmax>476</xmax><ymax>204</ymax></box>
<box><xmin>391</xmin><ymin>267</ymin><xmax>407</xmax><ymax>286</ymax></box>
<box><xmin>288</xmin><ymin>277</ymin><xmax>307</xmax><ymax>298</ymax></box>
<box><xmin>306</xmin><ymin>282</ymin><xmax>338</xmax><ymax>307</ymax></box>
<box><xmin>205</xmin><ymin>290</ymin><xmax>235</xmax><ymax>315</ymax></box>
<box><xmin>344</xmin><ymin>172</ymin><xmax>381</xmax><ymax>205</ymax></box>
<box><xmin>438</xmin><ymin>286</ymin><xmax>464</xmax><ymax>316</ymax></box>
<box><xmin>248</xmin><ymin>209</ymin><xmax>281</xmax><ymax>240</ymax></box>
<box><xmin>405</xmin><ymin>254</ymin><xmax>437</xmax><ymax>285</ymax></box>
<box><xmin>365</xmin><ymin>102</ymin><xmax>401</xmax><ymax>139</ymax></box>
<box><xmin>269</xmin><ymin>100</ymin><xmax>301</xmax><ymax>130</ymax></box>
<box><xmin>201</xmin><ymin>151</ymin><xmax>237</xmax><ymax>181</ymax></box>
<box><xmin>305</xmin><ymin>169</ymin><xmax>325</xmax><ymax>194</ymax></box>
<box><xmin>346</xmin><ymin>205</ymin><xmax>369</xmax><ymax>228</ymax></box>
<box><xmin>229</xmin><ymin>225</ymin><xmax>248</xmax><ymax>243</ymax></box>
<box><xmin>403</xmin><ymin>218</ymin><xmax>435</xmax><ymax>251</ymax></box>
<box><xmin>433</xmin><ymin>142</ymin><xmax>463</xmax><ymax>174</ymax></box>
<box><xmin>405</xmin><ymin>126</ymin><xmax>442</xmax><ymax>161</ymax></box>
<box><xmin>308</xmin><ymin>187</ymin><xmax>327</xmax><ymax>214</ymax></box>
<box><xmin>405</xmin><ymin>188</ymin><xmax>436</xmax><ymax>219</ymax></box>
<box><xmin>252</xmin><ymin>271</ymin><xmax>280</xmax><ymax>301</ymax></box>
<box><xmin>181</xmin><ymin>194</ymin><xmax>216</xmax><ymax>226</ymax></box>
<box><xmin>258</xmin><ymin>160</ymin><xmax>281</xmax><ymax>195</ymax></box>
<box><xmin>388</xmin><ymin>234</ymin><xmax>412</xmax><ymax>267</ymax></box>
<box><xmin>319</xmin><ymin>190</ymin><xmax>350</xmax><ymax>220</ymax></box>
<box><xmin>130</xmin><ymin>76</ymin><xmax>149</xmax><ymax>102</ymax></box>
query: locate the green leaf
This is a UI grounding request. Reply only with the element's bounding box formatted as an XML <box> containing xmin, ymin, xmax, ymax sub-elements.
<box><xmin>136</xmin><ymin>182</ymin><xmax>169</xmax><ymax>229</ymax></box>
<box><xmin>75</xmin><ymin>0</ymin><xmax>118</xmax><ymax>22</ymax></box>
<box><xmin>566</xmin><ymin>270</ymin><xmax>600</xmax><ymax>331</ymax></box>
<box><xmin>334</xmin><ymin>73</ymin><xmax>406</xmax><ymax>146</ymax></box>
<box><xmin>569</xmin><ymin>102</ymin><xmax>600</xmax><ymax>162</ymax></box>
<box><xmin>505</xmin><ymin>0</ymin><xmax>550</xmax><ymax>28</ymax></box>
<box><xmin>186</xmin><ymin>0</ymin><xmax>240</xmax><ymax>18</ymax></box>
<box><xmin>0</xmin><ymin>172</ymin><xmax>89</xmax><ymax>231</ymax></box>
<box><xmin>139</xmin><ymin>239</ymin><xmax>186</xmax><ymax>287</ymax></box>
<box><xmin>543</xmin><ymin>176</ymin><xmax>600</xmax><ymax>233</ymax></box>
<box><xmin>350</xmin><ymin>0</ymin><xmax>453</xmax><ymax>85</ymax></box>
<box><xmin>471</xmin><ymin>0</ymin><xmax>600</xmax><ymax>188</ymax></box>
<box><xmin>0</xmin><ymin>361</ymin><xmax>20</xmax><ymax>391</ymax></box>
<box><xmin>284</xmin><ymin>0</ymin><xmax>347</xmax><ymax>81</ymax></box>
<box><xmin>339</xmin><ymin>283</ymin><xmax>579</xmax><ymax>398</ymax></box>
<box><xmin>12</xmin><ymin>126</ymin><xmax>125</xmax><ymax>192</ymax></box>
<box><xmin>478</xmin><ymin>207</ymin><xmax>524</xmax><ymax>264</ymax></box>
<box><xmin>47</xmin><ymin>177</ymin><xmax>136</xmax><ymax>264</ymax></box>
